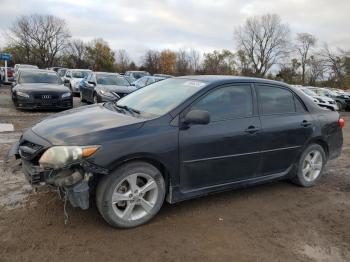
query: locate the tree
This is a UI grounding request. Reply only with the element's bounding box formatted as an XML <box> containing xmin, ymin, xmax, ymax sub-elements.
<box><xmin>8</xmin><ymin>14</ymin><xmax>70</xmax><ymax>67</ymax></box>
<box><xmin>142</xmin><ymin>50</ymin><xmax>160</xmax><ymax>74</ymax></box>
<box><xmin>276</xmin><ymin>58</ymin><xmax>301</xmax><ymax>84</ymax></box>
<box><xmin>295</xmin><ymin>33</ymin><xmax>317</xmax><ymax>85</ymax></box>
<box><xmin>61</xmin><ymin>39</ymin><xmax>88</xmax><ymax>68</ymax></box>
<box><xmin>115</xmin><ymin>49</ymin><xmax>131</xmax><ymax>72</ymax></box>
<box><xmin>188</xmin><ymin>48</ymin><xmax>201</xmax><ymax>73</ymax></box>
<box><xmin>85</xmin><ymin>38</ymin><xmax>115</xmax><ymax>71</ymax></box>
<box><xmin>202</xmin><ymin>49</ymin><xmax>235</xmax><ymax>75</ymax></box>
<box><xmin>159</xmin><ymin>50</ymin><xmax>176</xmax><ymax>75</ymax></box>
<box><xmin>176</xmin><ymin>49</ymin><xmax>190</xmax><ymax>75</ymax></box>
<box><xmin>307</xmin><ymin>55</ymin><xmax>325</xmax><ymax>86</ymax></box>
<box><xmin>234</xmin><ymin>14</ymin><xmax>290</xmax><ymax>77</ymax></box>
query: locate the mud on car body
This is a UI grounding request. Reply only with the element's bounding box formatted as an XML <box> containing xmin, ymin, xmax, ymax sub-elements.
<box><xmin>8</xmin><ymin>76</ymin><xmax>344</xmax><ymax>228</ymax></box>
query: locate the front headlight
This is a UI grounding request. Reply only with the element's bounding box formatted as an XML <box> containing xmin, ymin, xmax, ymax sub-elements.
<box><xmin>39</xmin><ymin>145</ymin><xmax>99</xmax><ymax>169</ymax></box>
<box><xmin>16</xmin><ymin>91</ymin><xmax>30</xmax><ymax>98</ymax></box>
<box><xmin>61</xmin><ymin>92</ymin><xmax>71</xmax><ymax>99</ymax></box>
<box><xmin>98</xmin><ymin>89</ymin><xmax>114</xmax><ymax>97</ymax></box>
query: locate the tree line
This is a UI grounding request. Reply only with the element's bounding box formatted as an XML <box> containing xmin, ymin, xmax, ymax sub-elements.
<box><xmin>1</xmin><ymin>14</ymin><xmax>349</xmax><ymax>88</ymax></box>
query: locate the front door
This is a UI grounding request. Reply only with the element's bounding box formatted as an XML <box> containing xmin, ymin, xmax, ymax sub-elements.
<box><xmin>179</xmin><ymin>84</ymin><xmax>261</xmax><ymax>192</ymax></box>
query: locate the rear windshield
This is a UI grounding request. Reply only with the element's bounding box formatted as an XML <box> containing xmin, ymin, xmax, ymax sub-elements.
<box><xmin>96</xmin><ymin>75</ymin><xmax>130</xmax><ymax>86</ymax></box>
<box><xmin>19</xmin><ymin>71</ymin><xmax>60</xmax><ymax>84</ymax></box>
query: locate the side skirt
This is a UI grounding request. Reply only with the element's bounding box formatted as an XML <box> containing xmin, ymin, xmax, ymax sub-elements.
<box><xmin>166</xmin><ymin>166</ymin><xmax>294</xmax><ymax>204</ymax></box>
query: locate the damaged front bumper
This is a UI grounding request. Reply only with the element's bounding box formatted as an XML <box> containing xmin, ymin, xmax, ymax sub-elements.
<box><xmin>7</xmin><ymin>140</ymin><xmax>109</xmax><ymax>210</ymax></box>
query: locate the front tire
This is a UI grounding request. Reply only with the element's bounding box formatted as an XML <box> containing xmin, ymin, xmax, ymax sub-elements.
<box><xmin>80</xmin><ymin>91</ymin><xmax>86</xmax><ymax>102</ymax></box>
<box><xmin>93</xmin><ymin>93</ymin><xmax>99</xmax><ymax>104</ymax></box>
<box><xmin>96</xmin><ymin>161</ymin><xmax>166</xmax><ymax>228</ymax></box>
<box><xmin>292</xmin><ymin>144</ymin><xmax>326</xmax><ymax>187</ymax></box>
<box><xmin>336</xmin><ymin>101</ymin><xmax>343</xmax><ymax>111</ymax></box>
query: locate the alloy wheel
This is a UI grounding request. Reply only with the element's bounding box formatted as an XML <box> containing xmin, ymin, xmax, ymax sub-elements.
<box><xmin>111</xmin><ymin>173</ymin><xmax>159</xmax><ymax>221</ymax></box>
<box><xmin>302</xmin><ymin>150</ymin><xmax>323</xmax><ymax>182</ymax></box>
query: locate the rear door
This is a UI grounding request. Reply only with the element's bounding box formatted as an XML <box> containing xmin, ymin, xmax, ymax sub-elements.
<box><xmin>256</xmin><ymin>84</ymin><xmax>314</xmax><ymax>176</ymax></box>
<box><xmin>179</xmin><ymin>83</ymin><xmax>262</xmax><ymax>191</ymax></box>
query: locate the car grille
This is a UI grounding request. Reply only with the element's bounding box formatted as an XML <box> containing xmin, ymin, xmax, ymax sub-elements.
<box><xmin>34</xmin><ymin>94</ymin><xmax>59</xmax><ymax>99</ymax></box>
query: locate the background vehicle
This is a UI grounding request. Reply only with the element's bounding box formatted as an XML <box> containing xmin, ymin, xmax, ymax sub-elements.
<box><xmin>63</xmin><ymin>69</ymin><xmax>91</xmax><ymax>94</ymax></box>
<box><xmin>309</xmin><ymin>87</ymin><xmax>350</xmax><ymax>111</ymax></box>
<box><xmin>14</xmin><ymin>64</ymin><xmax>38</xmax><ymax>76</ymax></box>
<box><xmin>11</xmin><ymin>69</ymin><xmax>72</xmax><ymax>109</ymax></box>
<box><xmin>0</xmin><ymin>67</ymin><xmax>14</xmax><ymax>83</ymax></box>
<box><xmin>48</xmin><ymin>67</ymin><xmax>62</xmax><ymax>72</ymax></box>
<box><xmin>10</xmin><ymin>76</ymin><xmax>343</xmax><ymax>228</ymax></box>
<box><xmin>57</xmin><ymin>68</ymin><xmax>67</xmax><ymax>81</ymax></box>
<box><xmin>133</xmin><ymin>75</ymin><xmax>166</xmax><ymax>89</ymax></box>
<box><xmin>153</xmin><ymin>73</ymin><xmax>174</xmax><ymax>78</ymax></box>
<box><xmin>300</xmin><ymin>87</ymin><xmax>338</xmax><ymax>111</ymax></box>
<box><xmin>80</xmin><ymin>72</ymin><xmax>136</xmax><ymax>103</ymax></box>
<box><xmin>124</xmin><ymin>71</ymin><xmax>150</xmax><ymax>82</ymax></box>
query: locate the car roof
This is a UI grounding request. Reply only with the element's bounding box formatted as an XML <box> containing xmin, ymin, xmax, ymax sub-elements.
<box><xmin>69</xmin><ymin>69</ymin><xmax>91</xmax><ymax>71</ymax></box>
<box><xmin>176</xmin><ymin>75</ymin><xmax>292</xmax><ymax>87</ymax></box>
<box><xmin>19</xmin><ymin>69</ymin><xmax>57</xmax><ymax>74</ymax></box>
<box><xmin>94</xmin><ymin>72</ymin><xmax>120</xmax><ymax>75</ymax></box>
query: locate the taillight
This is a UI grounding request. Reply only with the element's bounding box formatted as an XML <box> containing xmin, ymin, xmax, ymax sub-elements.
<box><xmin>338</xmin><ymin>118</ymin><xmax>345</xmax><ymax>128</ymax></box>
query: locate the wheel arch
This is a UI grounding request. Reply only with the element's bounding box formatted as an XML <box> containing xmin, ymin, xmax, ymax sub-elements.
<box><xmin>99</xmin><ymin>154</ymin><xmax>171</xmax><ymax>192</ymax></box>
<box><xmin>307</xmin><ymin>137</ymin><xmax>329</xmax><ymax>158</ymax></box>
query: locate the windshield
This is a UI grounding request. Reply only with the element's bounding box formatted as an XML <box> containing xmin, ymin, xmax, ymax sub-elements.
<box><xmin>57</xmin><ymin>69</ymin><xmax>67</xmax><ymax>77</ymax></box>
<box><xmin>72</xmin><ymin>71</ymin><xmax>90</xmax><ymax>78</ymax></box>
<box><xmin>115</xmin><ymin>78</ymin><xmax>207</xmax><ymax>117</ymax></box>
<box><xmin>96</xmin><ymin>74</ymin><xmax>130</xmax><ymax>86</ymax></box>
<box><xmin>19</xmin><ymin>71</ymin><xmax>60</xmax><ymax>84</ymax></box>
<box><xmin>301</xmin><ymin>88</ymin><xmax>317</xmax><ymax>96</ymax></box>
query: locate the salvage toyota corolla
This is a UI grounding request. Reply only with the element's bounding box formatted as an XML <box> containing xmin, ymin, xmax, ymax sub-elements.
<box><xmin>8</xmin><ymin>76</ymin><xmax>344</xmax><ymax>228</ymax></box>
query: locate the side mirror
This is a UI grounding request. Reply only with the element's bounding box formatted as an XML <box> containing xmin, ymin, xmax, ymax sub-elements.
<box><xmin>183</xmin><ymin>110</ymin><xmax>210</xmax><ymax>126</ymax></box>
<box><xmin>66</xmin><ymin>75</ymin><xmax>71</xmax><ymax>78</ymax></box>
<box><xmin>64</xmin><ymin>79</ymin><xmax>69</xmax><ymax>83</ymax></box>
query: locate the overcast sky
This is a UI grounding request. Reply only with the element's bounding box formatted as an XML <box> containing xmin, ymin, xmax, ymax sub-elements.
<box><xmin>0</xmin><ymin>0</ymin><xmax>349</xmax><ymax>64</ymax></box>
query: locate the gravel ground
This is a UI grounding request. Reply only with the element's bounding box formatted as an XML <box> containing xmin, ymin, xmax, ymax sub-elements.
<box><xmin>0</xmin><ymin>84</ymin><xmax>349</xmax><ymax>262</ymax></box>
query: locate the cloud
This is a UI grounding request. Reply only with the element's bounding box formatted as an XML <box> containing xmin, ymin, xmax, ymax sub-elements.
<box><xmin>0</xmin><ymin>0</ymin><xmax>349</xmax><ymax>64</ymax></box>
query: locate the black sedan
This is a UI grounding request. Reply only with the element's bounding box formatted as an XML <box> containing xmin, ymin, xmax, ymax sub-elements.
<box><xmin>9</xmin><ymin>76</ymin><xmax>343</xmax><ymax>228</ymax></box>
<box><xmin>80</xmin><ymin>72</ymin><xmax>136</xmax><ymax>103</ymax></box>
<box><xmin>11</xmin><ymin>69</ymin><xmax>73</xmax><ymax>110</ymax></box>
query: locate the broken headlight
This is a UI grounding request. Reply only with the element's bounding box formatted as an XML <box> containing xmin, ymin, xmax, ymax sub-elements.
<box><xmin>39</xmin><ymin>146</ymin><xmax>99</xmax><ymax>169</ymax></box>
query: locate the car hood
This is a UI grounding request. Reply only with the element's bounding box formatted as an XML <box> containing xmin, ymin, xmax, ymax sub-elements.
<box><xmin>31</xmin><ymin>103</ymin><xmax>145</xmax><ymax>145</ymax></box>
<box><xmin>18</xmin><ymin>83</ymin><xmax>70</xmax><ymax>93</ymax></box>
<box><xmin>97</xmin><ymin>84</ymin><xmax>137</xmax><ymax>93</ymax></box>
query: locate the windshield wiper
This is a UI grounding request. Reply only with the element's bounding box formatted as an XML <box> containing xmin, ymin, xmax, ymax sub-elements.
<box><xmin>115</xmin><ymin>104</ymin><xmax>140</xmax><ymax>115</ymax></box>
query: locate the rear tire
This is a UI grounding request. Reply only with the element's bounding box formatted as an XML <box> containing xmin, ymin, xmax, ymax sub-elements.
<box><xmin>96</xmin><ymin>161</ymin><xmax>166</xmax><ymax>228</ymax></box>
<box><xmin>292</xmin><ymin>144</ymin><xmax>326</xmax><ymax>187</ymax></box>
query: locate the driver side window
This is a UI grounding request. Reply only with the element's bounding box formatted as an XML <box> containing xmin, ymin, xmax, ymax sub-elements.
<box><xmin>192</xmin><ymin>85</ymin><xmax>253</xmax><ymax>122</ymax></box>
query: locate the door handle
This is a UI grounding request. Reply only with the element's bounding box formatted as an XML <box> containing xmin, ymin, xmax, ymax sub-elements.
<box><xmin>245</xmin><ymin>125</ymin><xmax>260</xmax><ymax>134</ymax></box>
<box><xmin>301</xmin><ymin>120</ymin><xmax>312</xmax><ymax>127</ymax></box>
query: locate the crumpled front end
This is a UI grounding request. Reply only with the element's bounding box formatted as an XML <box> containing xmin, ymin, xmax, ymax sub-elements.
<box><xmin>7</xmin><ymin>129</ymin><xmax>109</xmax><ymax>210</ymax></box>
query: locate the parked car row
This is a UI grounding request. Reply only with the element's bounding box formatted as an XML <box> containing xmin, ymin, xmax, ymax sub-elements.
<box><xmin>293</xmin><ymin>85</ymin><xmax>350</xmax><ymax>111</ymax></box>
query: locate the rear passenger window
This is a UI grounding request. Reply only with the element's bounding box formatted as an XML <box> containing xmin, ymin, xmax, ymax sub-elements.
<box><xmin>257</xmin><ymin>85</ymin><xmax>295</xmax><ymax>115</ymax></box>
<box><xmin>192</xmin><ymin>85</ymin><xmax>253</xmax><ymax>121</ymax></box>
